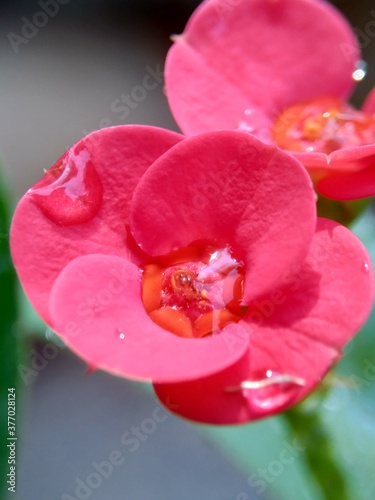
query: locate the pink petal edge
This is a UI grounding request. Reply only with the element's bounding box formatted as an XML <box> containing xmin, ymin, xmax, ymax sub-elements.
<box><xmin>10</xmin><ymin>125</ymin><xmax>183</xmax><ymax>322</ymax></box>
<box><xmin>291</xmin><ymin>146</ymin><xmax>375</xmax><ymax>199</ymax></box>
<box><xmin>49</xmin><ymin>254</ymin><xmax>249</xmax><ymax>382</ymax></box>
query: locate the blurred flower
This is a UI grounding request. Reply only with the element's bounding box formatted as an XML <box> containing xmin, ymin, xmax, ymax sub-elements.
<box><xmin>10</xmin><ymin>126</ymin><xmax>374</xmax><ymax>424</ymax></box>
<box><xmin>165</xmin><ymin>0</ymin><xmax>375</xmax><ymax>200</ymax></box>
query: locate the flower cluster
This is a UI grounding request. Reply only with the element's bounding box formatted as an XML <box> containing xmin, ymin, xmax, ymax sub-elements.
<box><xmin>10</xmin><ymin>0</ymin><xmax>375</xmax><ymax>425</ymax></box>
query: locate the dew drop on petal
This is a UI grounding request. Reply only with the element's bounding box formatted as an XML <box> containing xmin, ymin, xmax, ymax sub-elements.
<box><xmin>362</xmin><ymin>261</ymin><xmax>370</xmax><ymax>274</ymax></box>
<box><xmin>237</xmin><ymin>121</ymin><xmax>255</xmax><ymax>133</ymax></box>
<box><xmin>29</xmin><ymin>144</ymin><xmax>103</xmax><ymax>226</ymax></box>
<box><xmin>352</xmin><ymin>60</ymin><xmax>367</xmax><ymax>82</ymax></box>
<box><xmin>239</xmin><ymin>370</ymin><xmax>305</xmax><ymax>412</ymax></box>
<box><xmin>116</xmin><ymin>328</ymin><xmax>126</xmax><ymax>340</ymax></box>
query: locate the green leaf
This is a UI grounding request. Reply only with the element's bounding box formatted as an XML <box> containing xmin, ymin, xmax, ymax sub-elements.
<box><xmin>283</xmin><ymin>399</ymin><xmax>350</xmax><ymax>500</ymax></box>
<box><xmin>0</xmin><ymin>167</ymin><xmax>18</xmax><ymax>500</ymax></box>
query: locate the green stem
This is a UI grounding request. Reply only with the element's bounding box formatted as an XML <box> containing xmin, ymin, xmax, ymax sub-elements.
<box><xmin>283</xmin><ymin>400</ymin><xmax>350</xmax><ymax>500</ymax></box>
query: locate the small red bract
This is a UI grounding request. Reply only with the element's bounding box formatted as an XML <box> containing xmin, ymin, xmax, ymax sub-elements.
<box><xmin>165</xmin><ymin>0</ymin><xmax>375</xmax><ymax>200</ymax></box>
<box><xmin>10</xmin><ymin>126</ymin><xmax>374</xmax><ymax>424</ymax></box>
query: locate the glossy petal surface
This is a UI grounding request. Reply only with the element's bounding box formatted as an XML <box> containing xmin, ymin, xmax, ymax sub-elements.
<box><xmin>166</xmin><ymin>0</ymin><xmax>375</xmax><ymax>200</ymax></box>
<box><xmin>130</xmin><ymin>131</ymin><xmax>316</xmax><ymax>303</ymax></box>
<box><xmin>10</xmin><ymin>126</ymin><xmax>183</xmax><ymax>322</ymax></box>
<box><xmin>154</xmin><ymin>219</ymin><xmax>374</xmax><ymax>424</ymax></box>
<box><xmin>49</xmin><ymin>254</ymin><xmax>249</xmax><ymax>382</ymax></box>
<box><xmin>166</xmin><ymin>0</ymin><xmax>358</xmax><ymax>135</ymax></box>
<box><xmin>317</xmin><ymin>153</ymin><xmax>375</xmax><ymax>200</ymax></box>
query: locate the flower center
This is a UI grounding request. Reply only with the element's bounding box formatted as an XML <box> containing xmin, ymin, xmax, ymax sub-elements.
<box><xmin>141</xmin><ymin>243</ymin><xmax>245</xmax><ymax>338</ymax></box>
<box><xmin>272</xmin><ymin>97</ymin><xmax>375</xmax><ymax>154</ymax></box>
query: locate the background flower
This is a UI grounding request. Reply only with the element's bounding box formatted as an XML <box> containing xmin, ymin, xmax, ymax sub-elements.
<box><xmin>165</xmin><ymin>0</ymin><xmax>375</xmax><ymax>200</ymax></box>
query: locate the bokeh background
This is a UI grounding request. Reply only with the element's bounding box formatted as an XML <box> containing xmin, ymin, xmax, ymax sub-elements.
<box><xmin>1</xmin><ymin>1</ymin><xmax>375</xmax><ymax>499</ymax></box>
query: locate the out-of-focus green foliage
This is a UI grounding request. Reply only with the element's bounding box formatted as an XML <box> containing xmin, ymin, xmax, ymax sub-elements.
<box><xmin>0</xmin><ymin>167</ymin><xmax>18</xmax><ymax>500</ymax></box>
<box><xmin>317</xmin><ymin>195</ymin><xmax>370</xmax><ymax>226</ymax></box>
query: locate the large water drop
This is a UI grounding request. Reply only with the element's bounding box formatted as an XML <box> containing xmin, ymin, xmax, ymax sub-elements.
<box><xmin>29</xmin><ymin>144</ymin><xmax>103</xmax><ymax>226</ymax></box>
<box><xmin>352</xmin><ymin>60</ymin><xmax>367</xmax><ymax>82</ymax></box>
<box><xmin>228</xmin><ymin>369</ymin><xmax>305</xmax><ymax>412</ymax></box>
<box><xmin>362</xmin><ymin>261</ymin><xmax>370</xmax><ymax>274</ymax></box>
<box><xmin>116</xmin><ymin>327</ymin><xmax>126</xmax><ymax>340</ymax></box>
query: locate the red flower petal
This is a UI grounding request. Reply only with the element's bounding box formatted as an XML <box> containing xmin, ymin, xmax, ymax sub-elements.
<box><xmin>10</xmin><ymin>126</ymin><xmax>183</xmax><ymax>322</ymax></box>
<box><xmin>154</xmin><ymin>218</ymin><xmax>374</xmax><ymax>424</ymax></box>
<box><xmin>246</xmin><ymin>217</ymin><xmax>374</xmax><ymax>393</ymax></box>
<box><xmin>292</xmin><ymin>145</ymin><xmax>375</xmax><ymax>199</ymax></box>
<box><xmin>362</xmin><ymin>88</ymin><xmax>375</xmax><ymax>114</ymax></box>
<box><xmin>166</xmin><ymin>0</ymin><xmax>359</xmax><ymax>135</ymax></box>
<box><xmin>317</xmin><ymin>148</ymin><xmax>375</xmax><ymax>200</ymax></box>
<box><xmin>165</xmin><ymin>40</ymin><xmax>272</xmax><ymax>137</ymax></box>
<box><xmin>153</xmin><ymin>338</ymin><xmax>334</xmax><ymax>425</ymax></box>
<box><xmin>130</xmin><ymin>131</ymin><xmax>316</xmax><ymax>303</ymax></box>
<box><xmin>154</xmin><ymin>349</ymin><xmax>253</xmax><ymax>425</ymax></box>
<box><xmin>317</xmin><ymin>165</ymin><xmax>375</xmax><ymax>200</ymax></box>
<box><xmin>49</xmin><ymin>254</ymin><xmax>249</xmax><ymax>382</ymax></box>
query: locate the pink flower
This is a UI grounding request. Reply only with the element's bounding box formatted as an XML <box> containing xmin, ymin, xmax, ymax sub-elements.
<box><xmin>165</xmin><ymin>0</ymin><xmax>375</xmax><ymax>200</ymax></box>
<box><xmin>11</xmin><ymin>125</ymin><xmax>374</xmax><ymax>424</ymax></box>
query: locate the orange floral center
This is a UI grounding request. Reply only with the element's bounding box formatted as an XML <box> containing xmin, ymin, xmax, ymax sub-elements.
<box><xmin>272</xmin><ymin>97</ymin><xmax>375</xmax><ymax>154</ymax></box>
<box><xmin>141</xmin><ymin>243</ymin><xmax>245</xmax><ymax>338</ymax></box>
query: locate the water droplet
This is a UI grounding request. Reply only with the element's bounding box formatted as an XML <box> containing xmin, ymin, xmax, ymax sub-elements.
<box><xmin>352</xmin><ymin>60</ymin><xmax>367</xmax><ymax>82</ymax></box>
<box><xmin>227</xmin><ymin>370</ymin><xmax>305</xmax><ymax>412</ymax></box>
<box><xmin>237</xmin><ymin>121</ymin><xmax>255</xmax><ymax>132</ymax></box>
<box><xmin>29</xmin><ymin>144</ymin><xmax>103</xmax><ymax>226</ymax></box>
<box><xmin>244</xmin><ymin>109</ymin><xmax>252</xmax><ymax>116</ymax></box>
<box><xmin>352</xmin><ymin>69</ymin><xmax>366</xmax><ymax>82</ymax></box>
<box><xmin>362</xmin><ymin>261</ymin><xmax>370</xmax><ymax>274</ymax></box>
<box><xmin>116</xmin><ymin>328</ymin><xmax>125</xmax><ymax>340</ymax></box>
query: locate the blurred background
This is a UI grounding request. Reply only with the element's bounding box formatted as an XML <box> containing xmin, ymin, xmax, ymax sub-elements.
<box><xmin>1</xmin><ymin>1</ymin><xmax>375</xmax><ymax>499</ymax></box>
